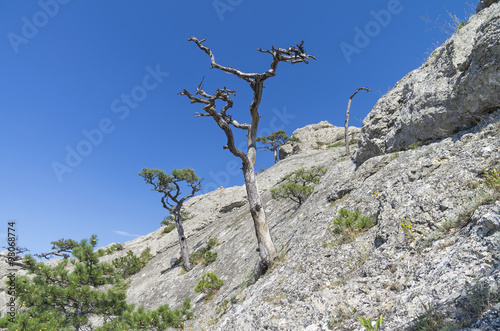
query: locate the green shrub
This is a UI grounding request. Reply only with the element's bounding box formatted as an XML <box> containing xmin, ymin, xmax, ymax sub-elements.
<box><xmin>189</xmin><ymin>248</ymin><xmax>206</xmax><ymax>265</ymax></box>
<box><xmin>189</xmin><ymin>238</ymin><xmax>219</xmax><ymax>266</ymax></box>
<box><xmin>100</xmin><ymin>243</ymin><xmax>126</xmax><ymax>255</ymax></box>
<box><xmin>332</xmin><ymin>209</ymin><xmax>375</xmax><ymax>230</ymax></box>
<box><xmin>327</xmin><ymin>141</ymin><xmax>345</xmax><ymax>149</ymax></box>
<box><xmin>96</xmin><ymin>298</ymin><xmax>193</xmax><ymax>330</ymax></box>
<box><xmin>206</xmin><ymin>237</ymin><xmax>221</xmax><ymax>250</ymax></box>
<box><xmin>202</xmin><ymin>251</ymin><xmax>218</xmax><ymax>265</ymax></box>
<box><xmin>194</xmin><ymin>272</ymin><xmax>224</xmax><ymax>299</ymax></box>
<box><xmin>326</xmin><ymin>209</ymin><xmax>377</xmax><ymax>246</ymax></box>
<box><xmin>443</xmin><ymin>187</ymin><xmax>497</xmax><ymax>233</ymax></box>
<box><xmin>113</xmin><ymin>248</ymin><xmax>153</xmax><ymax>278</ymax></box>
<box><xmin>390</xmin><ymin>152</ymin><xmax>400</xmax><ymax>161</ymax></box>
<box><xmin>407</xmin><ymin>141</ymin><xmax>421</xmax><ymax>150</ymax></box>
<box><xmin>326</xmin><ymin>139</ymin><xmax>358</xmax><ymax>149</ymax></box>
<box><xmin>411</xmin><ymin>303</ymin><xmax>449</xmax><ymax>331</ymax></box>
<box><xmin>457</xmin><ymin>280</ymin><xmax>500</xmax><ymax>327</ymax></box>
<box><xmin>162</xmin><ymin>224</ymin><xmax>176</xmax><ymax>234</ymax></box>
<box><xmin>356</xmin><ymin>214</ymin><xmax>377</xmax><ymax>229</ymax></box>
<box><xmin>482</xmin><ymin>167</ymin><xmax>500</xmax><ymax>193</ymax></box>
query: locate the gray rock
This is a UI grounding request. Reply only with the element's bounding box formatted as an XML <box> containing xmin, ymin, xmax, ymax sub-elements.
<box><xmin>353</xmin><ymin>3</ymin><xmax>500</xmax><ymax>164</ymax></box>
<box><xmin>475</xmin><ymin>201</ymin><xmax>500</xmax><ymax>238</ymax></box>
<box><xmin>477</xmin><ymin>0</ymin><xmax>499</xmax><ymax>13</ymax></box>
<box><xmin>279</xmin><ymin>120</ymin><xmax>360</xmax><ymax>160</ymax></box>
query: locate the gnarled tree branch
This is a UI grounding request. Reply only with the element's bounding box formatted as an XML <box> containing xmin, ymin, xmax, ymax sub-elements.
<box><xmin>186</xmin><ymin>36</ymin><xmax>315</xmax><ymax>168</ymax></box>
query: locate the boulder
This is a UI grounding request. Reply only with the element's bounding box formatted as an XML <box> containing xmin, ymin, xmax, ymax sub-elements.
<box><xmin>279</xmin><ymin>120</ymin><xmax>361</xmax><ymax>160</ymax></box>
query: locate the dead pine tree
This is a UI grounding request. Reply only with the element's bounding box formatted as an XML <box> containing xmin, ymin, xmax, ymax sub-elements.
<box><xmin>345</xmin><ymin>86</ymin><xmax>370</xmax><ymax>156</ymax></box>
<box><xmin>179</xmin><ymin>37</ymin><xmax>315</xmax><ymax>281</ymax></box>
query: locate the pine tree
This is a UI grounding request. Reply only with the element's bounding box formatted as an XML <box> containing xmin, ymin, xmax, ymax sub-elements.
<box><xmin>271</xmin><ymin>167</ymin><xmax>327</xmax><ymax>205</ymax></box>
<box><xmin>257</xmin><ymin>130</ymin><xmax>299</xmax><ymax>163</ymax></box>
<box><xmin>0</xmin><ymin>235</ymin><xmax>192</xmax><ymax>330</ymax></box>
<box><xmin>139</xmin><ymin>168</ymin><xmax>202</xmax><ymax>271</ymax></box>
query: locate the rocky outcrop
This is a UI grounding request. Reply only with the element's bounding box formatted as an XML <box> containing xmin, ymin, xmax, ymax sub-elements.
<box><xmin>353</xmin><ymin>3</ymin><xmax>500</xmax><ymax>164</ymax></box>
<box><xmin>477</xmin><ymin>0</ymin><xmax>499</xmax><ymax>13</ymax></box>
<box><xmin>212</xmin><ymin>109</ymin><xmax>500</xmax><ymax>331</ymax></box>
<box><xmin>279</xmin><ymin>121</ymin><xmax>361</xmax><ymax>160</ymax></box>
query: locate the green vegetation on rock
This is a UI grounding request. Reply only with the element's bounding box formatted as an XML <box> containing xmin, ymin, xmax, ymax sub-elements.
<box><xmin>0</xmin><ymin>235</ymin><xmax>191</xmax><ymax>330</ymax></box>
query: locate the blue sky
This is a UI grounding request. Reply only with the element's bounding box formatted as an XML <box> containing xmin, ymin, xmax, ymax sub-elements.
<box><xmin>1</xmin><ymin>0</ymin><xmax>476</xmax><ymax>256</ymax></box>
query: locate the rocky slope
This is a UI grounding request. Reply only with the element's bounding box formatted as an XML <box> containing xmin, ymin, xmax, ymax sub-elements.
<box><xmin>1</xmin><ymin>2</ymin><xmax>500</xmax><ymax>331</ymax></box>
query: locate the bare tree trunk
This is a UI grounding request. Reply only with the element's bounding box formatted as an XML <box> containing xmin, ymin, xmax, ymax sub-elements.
<box><xmin>243</xmin><ymin>161</ymin><xmax>277</xmax><ymax>280</ymax></box>
<box><xmin>247</xmin><ymin>79</ymin><xmax>263</xmax><ymax>167</ymax></box>
<box><xmin>273</xmin><ymin>149</ymin><xmax>278</xmax><ymax>164</ymax></box>
<box><xmin>345</xmin><ymin>97</ymin><xmax>353</xmax><ymax>156</ymax></box>
<box><xmin>345</xmin><ymin>86</ymin><xmax>371</xmax><ymax>156</ymax></box>
<box><xmin>174</xmin><ymin>206</ymin><xmax>192</xmax><ymax>271</ymax></box>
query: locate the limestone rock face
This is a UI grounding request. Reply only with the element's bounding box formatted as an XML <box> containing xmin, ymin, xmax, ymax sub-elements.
<box><xmin>353</xmin><ymin>3</ymin><xmax>500</xmax><ymax>165</ymax></box>
<box><xmin>279</xmin><ymin>120</ymin><xmax>360</xmax><ymax>160</ymax></box>
<box><xmin>477</xmin><ymin>0</ymin><xmax>499</xmax><ymax>13</ymax></box>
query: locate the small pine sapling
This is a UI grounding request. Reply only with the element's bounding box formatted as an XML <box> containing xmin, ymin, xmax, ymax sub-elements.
<box><xmin>257</xmin><ymin>130</ymin><xmax>299</xmax><ymax>163</ymax></box>
<box><xmin>271</xmin><ymin>167</ymin><xmax>327</xmax><ymax>205</ymax></box>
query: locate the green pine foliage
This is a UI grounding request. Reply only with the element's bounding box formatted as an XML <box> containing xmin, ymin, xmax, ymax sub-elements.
<box><xmin>162</xmin><ymin>223</ymin><xmax>176</xmax><ymax>234</ymax></box>
<box><xmin>256</xmin><ymin>130</ymin><xmax>296</xmax><ymax>149</ymax></box>
<box><xmin>194</xmin><ymin>273</ymin><xmax>225</xmax><ymax>300</ymax></box>
<box><xmin>96</xmin><ymin>298</ymin><xmax>193</xmax><ymax>330</ymax></box>
<box><xmin>331</xmin><ymin>209</ymin><xmax>376</xmax><ymax>231</ymax></box>
<box><xmin>256</xmin><ymin>130</ymin><xmax>299</xmax><ymax>163</ymax></box>
<box><xmin>325</xmin><ymin>209</ymin><xmax>377</xmax><ymax>246</ymax></box>
<box><xmin>189</xmin><ymin>238</ymin><xmax>220</xmax><ymax>266</ymax></box>
<box><xmin>98</xmin><ymin>242</ymin><xmax>125</xmax><ymax>255</ymax></box>
<box><xmin>161</xmin><ymin>210</ymin><xmax>195</xmax><ymax>234</ymax></box>
<box><xmin>112</xmin><ymin>247</ymin><xmax>154</xmax><ymax>278</ymax></box>
<box><xmin>202</xmin><ymin>251</ymin><xmax>218</xmax><ymax>265</ymax></box>
<box><xmin>161</xmin><ymin>210</ymin><xmax>195</xmax><ymax>226</ymax></box>
<box><xmin>271</xmin><ymin>167</ymin><xmax>327</xmax><ymax>205</ymax></box>
<box><xmin>206</xmin><ymin>237</ymin><xmax>220</xmax><ymax>250</ymax></box>
<box><xmin>482</xmin><ymin>167</ymin><xmax>500</xmax><ymax>193</ymax></box>
<box><xmin>0</xmin><ymin>235</ymin><xmax>191</xmax><ymax>330</ymax></box>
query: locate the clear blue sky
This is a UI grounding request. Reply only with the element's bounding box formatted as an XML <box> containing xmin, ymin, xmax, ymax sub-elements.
<box><xmin>1</xmin><ymin>0</ymin><xmax>476</xmax><ymax>256</ymax></box>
